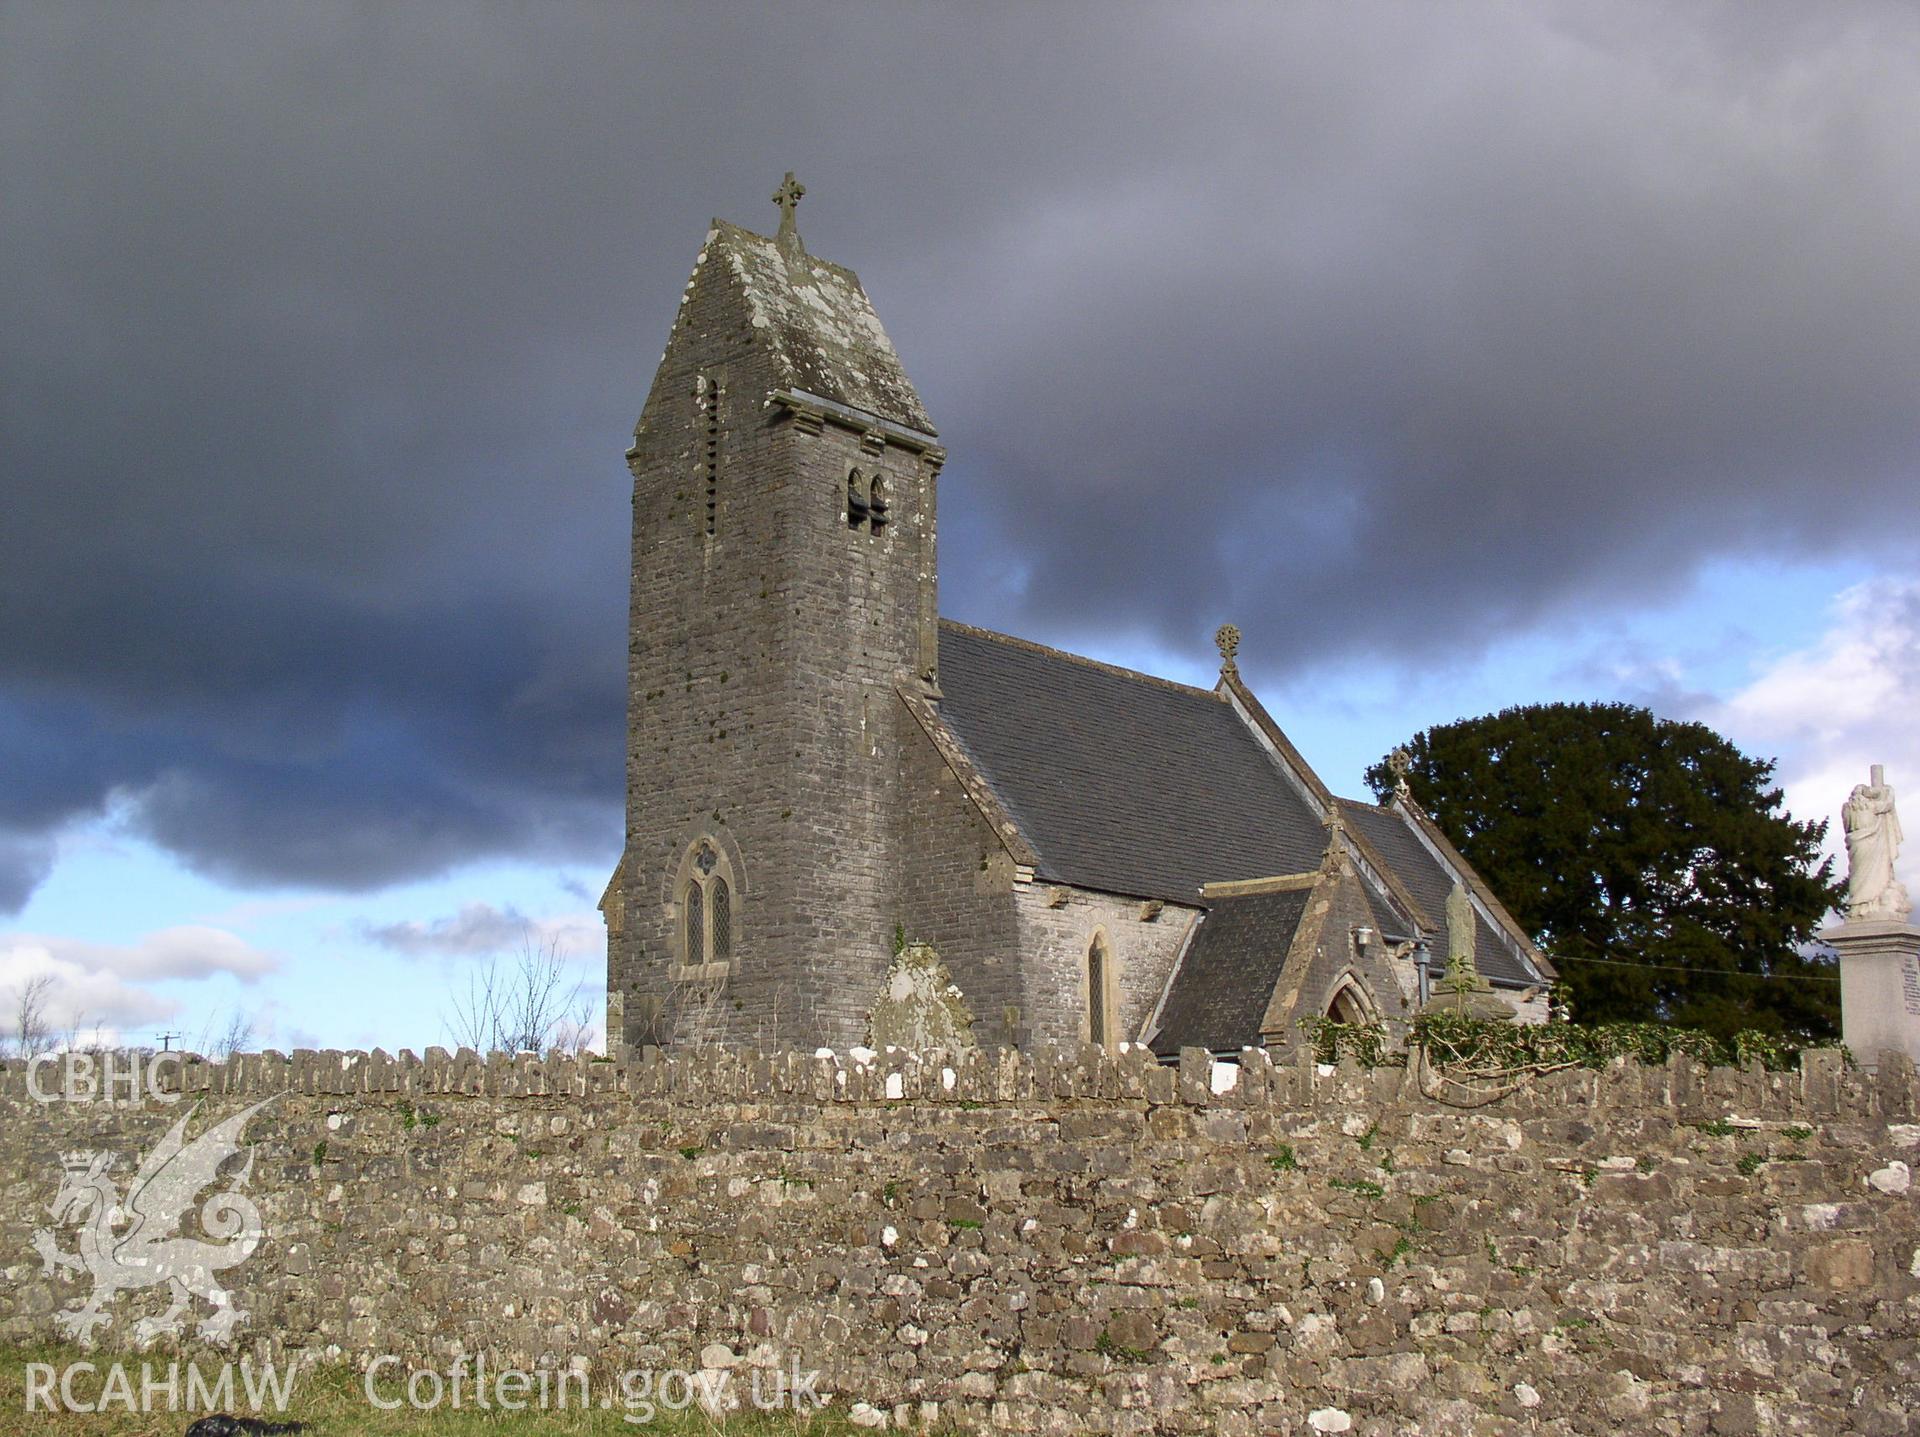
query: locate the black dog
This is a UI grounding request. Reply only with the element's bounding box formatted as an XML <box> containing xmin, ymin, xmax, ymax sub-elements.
<box><xmin>183</xmin><ymin>1417</ymin><xmax>306</xmax><ymax>1436</ymax></box>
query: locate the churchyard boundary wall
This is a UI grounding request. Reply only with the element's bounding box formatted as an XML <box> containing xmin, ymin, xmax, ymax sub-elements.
<box><xmin>3</xmin><ymin>1043</ymin><xmax>1918</xmax><ymax>1434</ymax></box>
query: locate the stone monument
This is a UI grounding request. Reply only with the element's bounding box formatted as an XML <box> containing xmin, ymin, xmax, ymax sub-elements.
<box><xmin>867</xmin><ymin>943</ymin><xmax>977</xmax><ymax>1052</ymax></box>
<box><xmin>1419</xmin><ymin>884</ymin><xmax>1515</xmax><ymax>1021</ymax></box>
<box><xmin>1825</xmin><ymin>765</ymin><xmax>1920</xmax><ymax>1070</ymax></box>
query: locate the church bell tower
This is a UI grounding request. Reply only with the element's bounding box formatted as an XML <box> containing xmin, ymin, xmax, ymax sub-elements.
<box><xmin>602</xmin><ymin>177</ymin><xmax>944</xmax><ymax>1050</ymax></box>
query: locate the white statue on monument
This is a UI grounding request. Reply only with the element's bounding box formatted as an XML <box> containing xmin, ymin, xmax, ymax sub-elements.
<box><xmin>1843</xmin><ymin>764</ymin><xmax>1910</xmax><ymax>923</ymax></box>
<box><xmin>1830</xmin><ymin>765</ymin><xmax>1919</xmax><ymax>1070</ymax></box>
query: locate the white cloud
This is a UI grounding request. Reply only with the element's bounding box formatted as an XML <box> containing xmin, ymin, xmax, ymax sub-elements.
<box><xmin>0</xmin><ymin>925</ymin><xmax>278</xmax><ymax>985</ymax></box>
<box><xmin>31</xmin><ymin>925</ymin><xmax>280</xmax><ymax>982</ymax></box>
<box><xmin>0</xmin><ymin>945</ymin><xmax>178</xmax><ymax>1036</ymax></box>
<box><xmin>0</xmin><ymin>924</ymin><xmax>281</xmax><ymax>1044</ymax></box>
<box><xmin>1710</xmin><ymin>576</ymin><xmax>1920</xmax><ymax>888</ymax></box>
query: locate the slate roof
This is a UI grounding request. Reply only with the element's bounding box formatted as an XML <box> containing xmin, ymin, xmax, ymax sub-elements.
<box><xmin>1336</xmin><ymin>799</ymin><xmax>1538</xmax><ymax>987</ymax></box>
<box><xmin>935</xmin><ymin>623</ymin><xmax>1329</xmax><ymax>904</ymax></box>
<box><xmin>1148</xmin><ymin>887</ymin><xmax>1312</xmax><ymax>1057</ymax></box>
<box><xmin>931</xmin><ymin>620</ymin><xmax>1546</xmax><ymax>1003</ymax></box>
<box><xmin>705</xmin><ymin>221</ymin><xmax>934</xmax><ymax>434</ymax></box>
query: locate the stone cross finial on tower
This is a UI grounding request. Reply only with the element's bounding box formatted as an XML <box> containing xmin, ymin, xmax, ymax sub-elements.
<box><xmin>773</xmin><ymin>171</ymin><xmax>806</xmax><ymax>256</ymax></box>
<box><xmin>1389</xmin><ymin>746</ymin><xmax>1412</xmax><ymax>802</ymax></box>
<box><xmin>1214</xmin><ymin>623</ymin><xmax>1240</xmax><ymax>679</ymax></box>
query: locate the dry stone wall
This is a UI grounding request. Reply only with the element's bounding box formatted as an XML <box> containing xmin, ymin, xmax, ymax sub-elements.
<box><xmin>3</xmin><ymin>1044</ymin><xmax>1919</xmax><ymax>1435</ymax></box>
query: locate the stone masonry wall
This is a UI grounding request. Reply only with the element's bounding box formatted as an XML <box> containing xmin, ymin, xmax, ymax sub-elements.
<box><xmin>1013</xmin><ymin>886</ymin><xmax>1200</xmax><ymax>1049</ymax></box>
<box><xmin>617</xmin><ymin>227</ymin><xmax>941</xmax><ymax>1051</ymax></box>
<box><xmin>4</xmin><ymin>1046</ymin><xmax>1920</xmax><ymax>1435</ymax></box>
<box><xmin>894</xmin><ymin>696</ymin><xmax>1026</xmax><ymax>1047</ymax></box>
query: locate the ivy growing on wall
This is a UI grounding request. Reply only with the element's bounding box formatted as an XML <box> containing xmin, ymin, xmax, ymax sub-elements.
<box><xmin>1303</xmin><ymin>1014</ymin><xmax>1835</xmax><ymax>1074</ymax></box>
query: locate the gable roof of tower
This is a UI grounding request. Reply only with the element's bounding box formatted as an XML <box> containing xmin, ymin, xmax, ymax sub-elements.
<box><xmin>935</xmin><ymin>622</ymin><xmax>1329</xmax><ymax>904</ymax></box>
<box><xmin>698</xmin><ymin>220</ymin><xmax>934</xmax><ymax>435</ymax></box>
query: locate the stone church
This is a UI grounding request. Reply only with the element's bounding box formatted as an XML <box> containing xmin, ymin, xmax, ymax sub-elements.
<box><xmin>600</xmin><ymin>180</ymin><xmax>1553</xmax><ymax>1055</ymax></box>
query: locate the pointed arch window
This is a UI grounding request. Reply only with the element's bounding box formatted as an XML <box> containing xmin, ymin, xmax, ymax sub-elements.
<box><xmin>684</xmin><ymin>882</ymin><xmax>704</xmax><ymax>963</ymax></box>
<box><xmin>1325</xmin><ymin>976</ymin><xmax>1377</xmax><ymax>1027</ymax></box>
<box><xmin>675</xmin><ymin>839</ymin><xmax>737</xmax><ymax>976</ymax></box>
<box><xmin>710</xmin><ymin>877</ymin><xmax>731</xmax><ymax>960</ymax></box>
<box><xmin>1086</xmin><ymin>932</ymin><xmax>1117</xmax><ymax>1049</ymax></box>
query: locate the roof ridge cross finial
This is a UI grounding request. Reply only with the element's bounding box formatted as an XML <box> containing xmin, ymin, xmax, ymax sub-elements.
<box><xmin>1214</xmin><ymin>623</ymin><xmax>1241</xmax><ymax>680</ymax></box>
<box><xmin>1388</xmin><ymin>746</ymin><xmax>1413</xmax><ymax>802</ymax></box>
<box><xmin>773</xmin><ymin>171</ymin><xmax>806</xmax><ymax>255</ymax></box>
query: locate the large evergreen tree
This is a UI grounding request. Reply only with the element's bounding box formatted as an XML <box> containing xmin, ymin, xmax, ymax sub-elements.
<box><xmin>1366</xmin><ymin>703</ymin><xmax>1842</xmax><ymax>1042</ymax></box>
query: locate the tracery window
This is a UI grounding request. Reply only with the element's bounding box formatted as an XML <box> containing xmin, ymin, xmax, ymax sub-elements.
<box><xmin>678</xmin><ymin>839</ymin><xmax>735</xmax><ymax>972</ymax></box>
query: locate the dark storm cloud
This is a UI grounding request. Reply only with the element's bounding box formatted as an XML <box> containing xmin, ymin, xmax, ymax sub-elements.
<box><xmin>0</xmin><ymin>834</ymin><xmax>54</xmax><ymax>912</ymax></box>
<box><xmin>3</xmin><ymin>2</ymin><xmax>1916</xmax><ymax>908</ymax></box>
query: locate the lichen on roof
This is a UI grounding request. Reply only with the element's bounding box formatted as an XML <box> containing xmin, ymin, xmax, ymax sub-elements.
<box><xmin>703</xmin><ymin>219</ymin><xmax>934</xmax><ymax>435</ymax></box>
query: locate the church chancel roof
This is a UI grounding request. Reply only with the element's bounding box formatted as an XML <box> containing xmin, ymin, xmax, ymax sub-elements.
<box><xmin>930</xmin><ymin>619</ymin><xmax>1549</xmax><ymax>999</ymax></box>
<box><xmin>1335</xmin><ymin>798</ymin><xmax>1549</xmax><ymax>988</ymax></box>
<box><xmin>935</xmin><ymin>622</ymin><xmax>1328</xmax><ymax>904</ymax></box>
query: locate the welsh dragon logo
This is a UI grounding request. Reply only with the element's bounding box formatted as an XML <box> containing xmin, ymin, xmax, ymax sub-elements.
<box><xmin>32</xmin><ymin>1095</ymin><xmax>281</xmax><ymax>1345</ymax></box>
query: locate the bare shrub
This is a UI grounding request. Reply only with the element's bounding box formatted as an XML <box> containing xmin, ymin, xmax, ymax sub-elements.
<box><xmin>4</xmin><ymin>974</ymin><xmax>55</xmax><ymax>1059</ymax></box>
<box><xmin>670</xmin><ymin>976</ymin><xmax>732</xmax><ymax>1050</ymax></box>
<box><xmin>634</xmin><ymin>977</ymin><xmax>778</xmax><ymax>1052</ymax></box>
<box><xmin>193</xmin><ymin>1008</ymin><xmax>256</xmax><ymax>1062</ymax></box>
<box><xmin>60</xmin><ymin>1011</ymin><xmax>108</xmax><ymax>1055</ymax></box>
<box><xmin>444</xmin><ymin>931</ymin><xmax>595</xmax><ymax>1055</ymax></box>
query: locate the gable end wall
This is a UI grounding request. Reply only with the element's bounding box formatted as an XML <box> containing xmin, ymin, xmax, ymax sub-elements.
<box><xmin>1013</xmin><ymin>885</ymin><xmax>1200</xmax><ymax>1047</ymax></box>
<box><xmin>1261</xmin><ymin>869</ymin><xmax>1420</xmax><ymax>1051</ymax></box>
